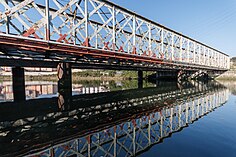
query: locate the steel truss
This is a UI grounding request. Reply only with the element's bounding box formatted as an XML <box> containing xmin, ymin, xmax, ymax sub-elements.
<box><xmin>0</xmin><ymin>0</ymin><xmax>230</xmax><ymax>70</ymax></box>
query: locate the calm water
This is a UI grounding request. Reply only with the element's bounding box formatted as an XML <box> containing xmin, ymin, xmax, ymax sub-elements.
<box><xmin>0</xmin><ymin>80</ymin><xmax>235</xmax><ymax>157</ymax></box>
<box><xmin>141</xmin><ymin>86</ymin><xmax>236</xmax><ymax>157</ymax></box>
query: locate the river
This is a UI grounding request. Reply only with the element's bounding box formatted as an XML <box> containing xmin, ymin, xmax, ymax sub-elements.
<box><xmin>0</xmin><ymin>80</ymin><xmax>235</xmax><ymax>157</ymax></box>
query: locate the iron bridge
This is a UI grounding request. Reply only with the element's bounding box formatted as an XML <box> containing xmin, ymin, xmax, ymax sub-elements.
<box><xmin>0</xmin><ymin>0</ymin><xmax>230</xmax><ymax>71</ymax></box>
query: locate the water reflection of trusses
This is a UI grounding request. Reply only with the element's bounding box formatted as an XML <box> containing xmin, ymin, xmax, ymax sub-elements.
<box><xmin>0</xmin><ymin>83</ymin><xmax>228</xmax><ymax>156</ymax></box>
<box><xmin>26</xmin><ymin>88</ymin><xmax>229</xmax><ymax>157</ymax></box>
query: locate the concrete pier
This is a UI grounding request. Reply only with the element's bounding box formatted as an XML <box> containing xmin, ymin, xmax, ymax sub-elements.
<box><xmin>138</xmin><ymin>70</ymin><xmax>143</xmax><ymax>88</ymax></box>
<box><xmin>57</xmin><ymin>63</ymin><xmax>72</xmax><ymax>110</ymax></box>
<box><xmin>12</xmin><ymin>67</ymin><xmax>26</xmax><ymax>102</ymax></box>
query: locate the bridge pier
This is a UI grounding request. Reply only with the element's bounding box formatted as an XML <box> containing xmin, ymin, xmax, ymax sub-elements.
<box><xmin>156</xmin><ymin>71</ymin><xmax>160</xmax><ymax>79</ymax></box>
<box><xmin>12</xmin><ymin>67</ymin><xmax>26</xmax><ymax>102</ymax></box>
<box><xmin>57</xmin><ymin>63</ymin><xmax>72</xmax><ymax>110</ymax></box>
<box><xmin>138</xmin><ymin>70</ymin><xmax>143</xmax><ymax>88</ymax></box>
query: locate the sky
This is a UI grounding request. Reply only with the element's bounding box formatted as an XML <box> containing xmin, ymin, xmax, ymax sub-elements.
<box><xmin>111</xmin><ymin>0</ymin><xmax>236</xmax><ymax>57</ymax></box>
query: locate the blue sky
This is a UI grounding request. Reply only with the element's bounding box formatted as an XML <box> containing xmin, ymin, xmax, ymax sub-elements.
<box><xmin>111</xmin><ymin>0</ymin><xmax>236</xmax><ymax>57</ymax></box>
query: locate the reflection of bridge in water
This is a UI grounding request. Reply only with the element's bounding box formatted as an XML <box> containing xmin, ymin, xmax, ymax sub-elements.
<box><xmin>31</xmin><ymin>87</ymin><xmax>229</xmax><ymax>157</ymax></box>
<box><xmin>0</xmin><ymin>82</ymin><xmax>229</xmax><ymax>156</ymax></box>
<box><xmin>0</xmin><ymin>81</ymin><xmax>111</xmax><ymax>101</ymax></box>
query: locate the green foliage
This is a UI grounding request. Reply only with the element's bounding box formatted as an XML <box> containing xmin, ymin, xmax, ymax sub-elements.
<box><xmin>231</xmin><ymin>57</ymin><xmax>236</xmax><ymax>62</ymax></box>
<box><xmin>74</xmin><ymin>70</ymin><xmax>117</xmax><ymax>77</ymax></box>
<box><xmin>231</xmin><ymin>57</ymin><xmax>236</xmax><ymax>69</ymax></box>
<box><xmin>121</xmin><ymin>71</ymin><xmax>137</xmax><ymax>78</ymax></box>
<box><xmin>108</xmin><ymin>70</ymin><xmax>116</xmax><ymax>77</ymax></box>
<box><xmin>74</xmin><ymin>70</ymin><xmax>102</xmax><ymax>77</ymax></box>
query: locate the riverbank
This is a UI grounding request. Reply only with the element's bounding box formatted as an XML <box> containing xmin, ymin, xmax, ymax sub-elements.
<box><xmin>217</xmin><ymin>80</ymin><xmax>236</xmax><ymax>95</ymax></box>
<box><xmin>216</xmin><ymin>77</ymin><xmax>236</xmax><ymax>81</ymax></box>
<box><xmin>1</xmin><ymin>70</ymin><xmax>236</xmax><ymax>81</ymax></box>
<box><xmin>0</xmin><ymin>71</ymin><xmax>139</xmax><ymax>81</ymax></box>
<box><xmin>216</xmin><ymin>70</ymin><xmax>236</xmax><ymax>81</ymax></box>
<box><xmin>0</xmin><ymin>70</ymin><xmax>154</xmax><ymax>81</ymax></box>
<box><xmin>0</xmin><ymin>75</ymin><xmax>128</xmax><ymax>81</ymax></box>
<box><xmin>30</xmin><ymin>75</ymin><xmax>127</xmax><ymax>81</ymax></box>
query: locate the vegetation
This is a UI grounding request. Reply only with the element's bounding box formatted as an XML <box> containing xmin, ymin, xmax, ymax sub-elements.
<box><xmin>120</xmin><ymin>71</ymin><xmax>155</xmax><ymax>79</ymax></box>
<box><xmin>0</xmin><ymin>75</ymin><xmax>11</xmax><ymax>81</ymax></box>
<box><xmin>216</xmin><ymin>77</ymin><xmax>236</xmax><ymax>81</ymax></box>
<box><xmin>216</xmin><ymin>57</ymin><xmax>236</xmax><ymax>80</ymax></box>
<box><xmin>24</xmin><ymin>70</ymin><xmax>155</xmax><ymax>81</ymax></box>
<box><xmin>231</xmin><ymin>57</ymin><xmax>236</xmax><ymax>69</ymax></box>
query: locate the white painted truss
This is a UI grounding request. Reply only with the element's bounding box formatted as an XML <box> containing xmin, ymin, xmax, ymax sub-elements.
<box><xmin>0</xmin><ymin>0</ymin><xmax>230</xmax><ymax>69</ymax></box>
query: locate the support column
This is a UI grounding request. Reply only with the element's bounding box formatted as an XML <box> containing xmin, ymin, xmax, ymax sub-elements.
<box><xmin>156</xmin><ymin>71</ymin><xmax>160</xmax><ymax>79</ymax></box>
<box><xmin>156</xmin><ymin>71</ymin><xmax>160</xmax><ymax>87</ymax></box>
<box><xmin>138</xmin><ymin>70</ymin><xmax>143</xmax><ymax>88</ymax></box>
<box><xmin>12</xmin><ymin>67</ymin><xmax>26</xmax><ymax>102</ymax></box>
<box><xmin>57</xmin><ymin>63</ymin><xmax>72</xmax><ymax>110</ymax></box>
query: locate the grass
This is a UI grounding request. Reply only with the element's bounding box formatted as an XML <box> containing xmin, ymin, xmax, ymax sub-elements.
<box><xmin>216</xmin><ymin>76</ymin><xmax>236</xmax><ymax>81</ymax></box>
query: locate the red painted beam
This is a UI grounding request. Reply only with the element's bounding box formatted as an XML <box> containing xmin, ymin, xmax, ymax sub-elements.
<box><xmin>0</xmin><ymin>35</ymin><xmax>172</xmax><ymax>66</ymax></box>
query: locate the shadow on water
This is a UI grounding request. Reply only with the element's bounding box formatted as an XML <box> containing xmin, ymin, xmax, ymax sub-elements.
<box><xmin>0</xmin><ymin>80</ymin><xmax>230</xmax><ymax>157</ymax></box>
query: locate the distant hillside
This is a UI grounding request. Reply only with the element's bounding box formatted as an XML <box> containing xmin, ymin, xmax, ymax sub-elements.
<box><xmin>216</xmin><ymin>57</ymin><xmax>236</xmax><ymax>80</ymax></box>
<box><xmin>231</xmin><ymin>57</ymin><xmax>236</xmax><ymax>61</ymax></box>
<box><xmin>230</xmin><ymin>57</ymin><xmax>236</xmax><ymax>69</ymax></box>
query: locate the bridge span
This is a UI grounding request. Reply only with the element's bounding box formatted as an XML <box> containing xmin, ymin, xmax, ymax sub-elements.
<box><xmin>0</xmin><ymin>0</ymin><xmax>231</xmax><ymax>101</ymax></box>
